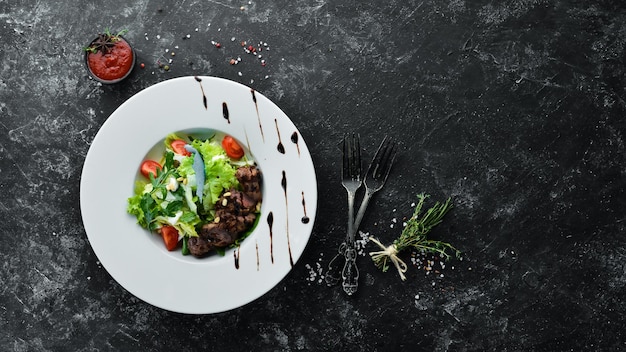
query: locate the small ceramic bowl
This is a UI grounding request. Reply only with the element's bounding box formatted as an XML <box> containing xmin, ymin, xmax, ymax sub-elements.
<box><xmin>84</xmin><ymin>34</ymin><xmax>136</xmax><ymax>84</ymax></box>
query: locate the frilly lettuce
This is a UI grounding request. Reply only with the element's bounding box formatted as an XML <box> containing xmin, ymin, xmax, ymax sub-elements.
<box><xmin>177</xmin><ymin>138</ymin><xmax>239</xmax><ymax>211</ymax></box>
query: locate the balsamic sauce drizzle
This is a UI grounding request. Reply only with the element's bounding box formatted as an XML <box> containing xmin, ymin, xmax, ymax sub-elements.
<box><xmin>194</xmin><ymin>76</ymin><xmax>208</xmax><ymax>110</ymax></box>
<box><xmin>251</xmin><ymin>89</ymin><xmax>265</xmax><ymax>142</ymax></box>
<box><xmin>301</xmin><ymin>191</ymin><xmax>310</xmax><ymax>224</ymax></box>
<box><xmin>275</xmin><ymin>119</ymin><xmax>285</xmax><ymax>154</ymax></box>
<box><xmin>267</xmin><ymin>211</ymin><xmax>274</xmax><ymax>264</ymax></box>
<box><xmin>291</xmin><ymin>131</ymin><xmax>301</xmax><ymax>157</ymax></box>
<box><xmin>222</xmin><ymin>102</ymin><xmax>230</xmax><ymax>124</ymax></box>
<box><xmin>256</xmin><ymin>241</ymin><xmax>260</xmax><ymax>271</ymax></box>
<box><xmin>282</xmin><ymin>170</ymin><xmax>294</xmax><ymax>267</ymax></box>
<box><xmin>234</xmin><ymin>247</ymin><xmax>240</xmax><ymax>269</ymax></box>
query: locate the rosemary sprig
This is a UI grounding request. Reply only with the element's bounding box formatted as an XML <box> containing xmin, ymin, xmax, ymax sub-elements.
<box><xmin>369</xmin><ymin>193</ymin><xmax>460</xmax><ymax>280</ymax></box>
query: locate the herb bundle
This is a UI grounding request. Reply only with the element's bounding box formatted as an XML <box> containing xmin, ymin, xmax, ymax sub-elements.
<box><xmin>369</xmin><ymin>193</ymin><xmax>460</xmax><ymax>281</ymax></box>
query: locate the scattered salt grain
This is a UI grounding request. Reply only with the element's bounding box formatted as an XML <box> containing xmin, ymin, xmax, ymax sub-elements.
<box><xmin>238</xmin><ymin>72</ymin><xmax>242</xmax><ymax>76</ymax></box>
<box><xmin>305</xmin><ymin>255</ymin><xmax>326</xmax><ymax>285</ymax></box>
<box><xmin>355</xmin><ymin>231</ymin><xmax>371</xmax><ymax>256</ymax></box>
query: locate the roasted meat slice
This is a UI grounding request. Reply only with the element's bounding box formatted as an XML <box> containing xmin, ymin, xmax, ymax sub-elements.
<box><xmin>188</xmin><ymin>166</ymin><xmax>263</xmax><ymax>257</ymax></box>
<box><xmin>236</xmin><ymin>166</ymin><xmax>262</xmax><ymax>203</ymax></box>
<box><xmin>188</xmin><ymin>225</ymin><xmax>236</xmax><ymax>257</ymax></box>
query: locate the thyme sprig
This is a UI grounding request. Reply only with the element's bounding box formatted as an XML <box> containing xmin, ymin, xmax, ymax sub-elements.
<box><xmin>369</xmin><ymin>193</ymin><xmax>460</xmax><ymax>280</ymax></box>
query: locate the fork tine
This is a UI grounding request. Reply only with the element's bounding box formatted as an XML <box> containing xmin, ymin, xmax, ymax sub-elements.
<box><xmin>352</xmin><ymin>133</ymin><xmax>361</xmax><ymax>179</ymax></box>
<box><xmin>379</xmin><ymin>140</ymin><xmax>397</xmax><ymax>181</ymax></box>
<box><xmin>342</xmin><ymin>133</ymin><xmax>349</xmax><ymax>179</ymax></box>
<box><xmin>369</xmin><ymin>136</ymin><xmax>390</xmax><ymax>178</ymax></box>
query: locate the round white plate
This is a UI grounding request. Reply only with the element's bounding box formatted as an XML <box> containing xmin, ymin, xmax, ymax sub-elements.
<box><xmin>80</xmin><ymin>76</ymin><xmax>317</xmax><ymax>314</ymax></box>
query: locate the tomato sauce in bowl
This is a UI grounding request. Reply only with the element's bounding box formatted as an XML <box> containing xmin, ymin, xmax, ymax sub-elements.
<box><xmin>85</xmin><ymin>36</ymin><xmax>135</xmax><ymax>84</ymax></box>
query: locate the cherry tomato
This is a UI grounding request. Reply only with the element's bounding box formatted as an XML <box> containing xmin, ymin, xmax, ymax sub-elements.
<box><xmin>160</xmin><ymin>225</ymin><xmax>179</xmax><ymax>251</ymax></box>
<box><xmin>222</xmin><ymin>135</ymin><xmax>245</xmax><ymax>159</ymax></box>
<box><xmin>140</xmin><ymin>160</ymin><xmax>162</xmax><ymax>179</ymax></box>
<box><xmin>171</xmin><ymin>139</ymin><xmax>191</xmax><ymax>156</ymax></box>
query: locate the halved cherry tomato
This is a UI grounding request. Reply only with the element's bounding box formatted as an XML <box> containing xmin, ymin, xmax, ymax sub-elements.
<box><xmin>140</xmin><ymin>160</ymin><xmax>162</xmax><ymax>179</ymax></box>
<box><xmin>222</xmin><ymin>135</ymin><xmax>244</xmax><ymax>159</ymax></box>
<box><xmin>171</xmin><ymin>139</ymin><xmax>191</xmax><ymax>156</ymax></box>
<box><xmin>160</xmin><ymin>225</ymin><xmax>179</xmax><ymax>251</ymax></box>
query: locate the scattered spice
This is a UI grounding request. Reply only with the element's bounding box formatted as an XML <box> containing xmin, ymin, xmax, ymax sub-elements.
<box><xmin>140</xmin><ymin>28</ymin><xmax>272</xmax><ymax>78</ymax></box>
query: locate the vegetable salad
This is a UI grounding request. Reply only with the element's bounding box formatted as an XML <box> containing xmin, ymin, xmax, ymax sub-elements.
<box><xmin>127</xmin><ymin>132</ymin><xmax>254</xmax><ymax>255</ymax></box>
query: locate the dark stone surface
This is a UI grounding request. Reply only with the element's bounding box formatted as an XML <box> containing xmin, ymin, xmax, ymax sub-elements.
<box><xmin>1</xmin><ymin>0</ymin><xmax>625</xmax><ymax>351</ymax></box>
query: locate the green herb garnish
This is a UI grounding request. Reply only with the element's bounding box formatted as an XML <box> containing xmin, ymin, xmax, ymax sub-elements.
<box><xmin>369</xmin><ymin>193</ymin><xmax>460</xmax><ymax>280</ymax></box>
<box><xmin>84</xmin><ymin>28</ymin><xmax>128</xmax><ymax>54</ymax></box>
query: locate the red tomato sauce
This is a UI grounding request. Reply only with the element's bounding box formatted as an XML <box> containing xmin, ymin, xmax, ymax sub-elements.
<box><xmin>87</xmin><ymin>38</ymin><xmax>134</xmax><ymax>81</ymax></box>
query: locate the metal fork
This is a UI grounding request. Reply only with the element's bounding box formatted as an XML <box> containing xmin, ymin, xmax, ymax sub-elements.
<box><xmin>353</xmin><ymin>136</ymin><xmax>398</xmax><ymax>232</ymax></box>
<box><xmin>325</xmin><ymin>133</ymin><xmax>362</xmax><ymax>287</ymax></box>
<box><xmin>341</xmin><ymin>136</ymin><xmax>398</xmax><ymax>295</ymax></box>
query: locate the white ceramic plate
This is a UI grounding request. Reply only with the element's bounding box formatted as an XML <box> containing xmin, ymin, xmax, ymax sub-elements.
<box><xmin>80</xmin><ymin>76</ymin><xmax>317</xmax><ymax>314</ymax></box>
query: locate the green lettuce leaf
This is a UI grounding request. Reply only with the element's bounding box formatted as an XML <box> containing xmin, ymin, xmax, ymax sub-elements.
<box><xmin>190</xmin><ymin>139</ymin><xmax>239</xmax><ymax>209</ymax></box>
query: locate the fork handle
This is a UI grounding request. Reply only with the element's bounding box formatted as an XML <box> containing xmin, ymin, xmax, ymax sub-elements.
<box><xmin>353</xmin><ymin>189</ymin><xmax>374</xmax><ymax>235</ymax></box>
<box><xmin>342</xmin><ymin>247</ymin><xmax>359</xmax><ymax>295</ymax></box>
<box><xmin>341</xmin><ymin>191</ymin><xmax>360</xmax><ymax>294</ymax></box>
<box><xmin>345</xmin><ymin>191</ymin><xmax>358</xmax><ymax>244</ymax></box>
<box><xmin>324</xmin><ymin>242</ymin><xmax>346</xmax><ymax>286</ymax></box>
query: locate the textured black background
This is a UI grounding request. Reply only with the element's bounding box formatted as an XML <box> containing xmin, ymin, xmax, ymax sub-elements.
<box><xmin>1</xmin><ymin>0</ymin><xmax>625</xmax><ymax>351</ymax></box>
